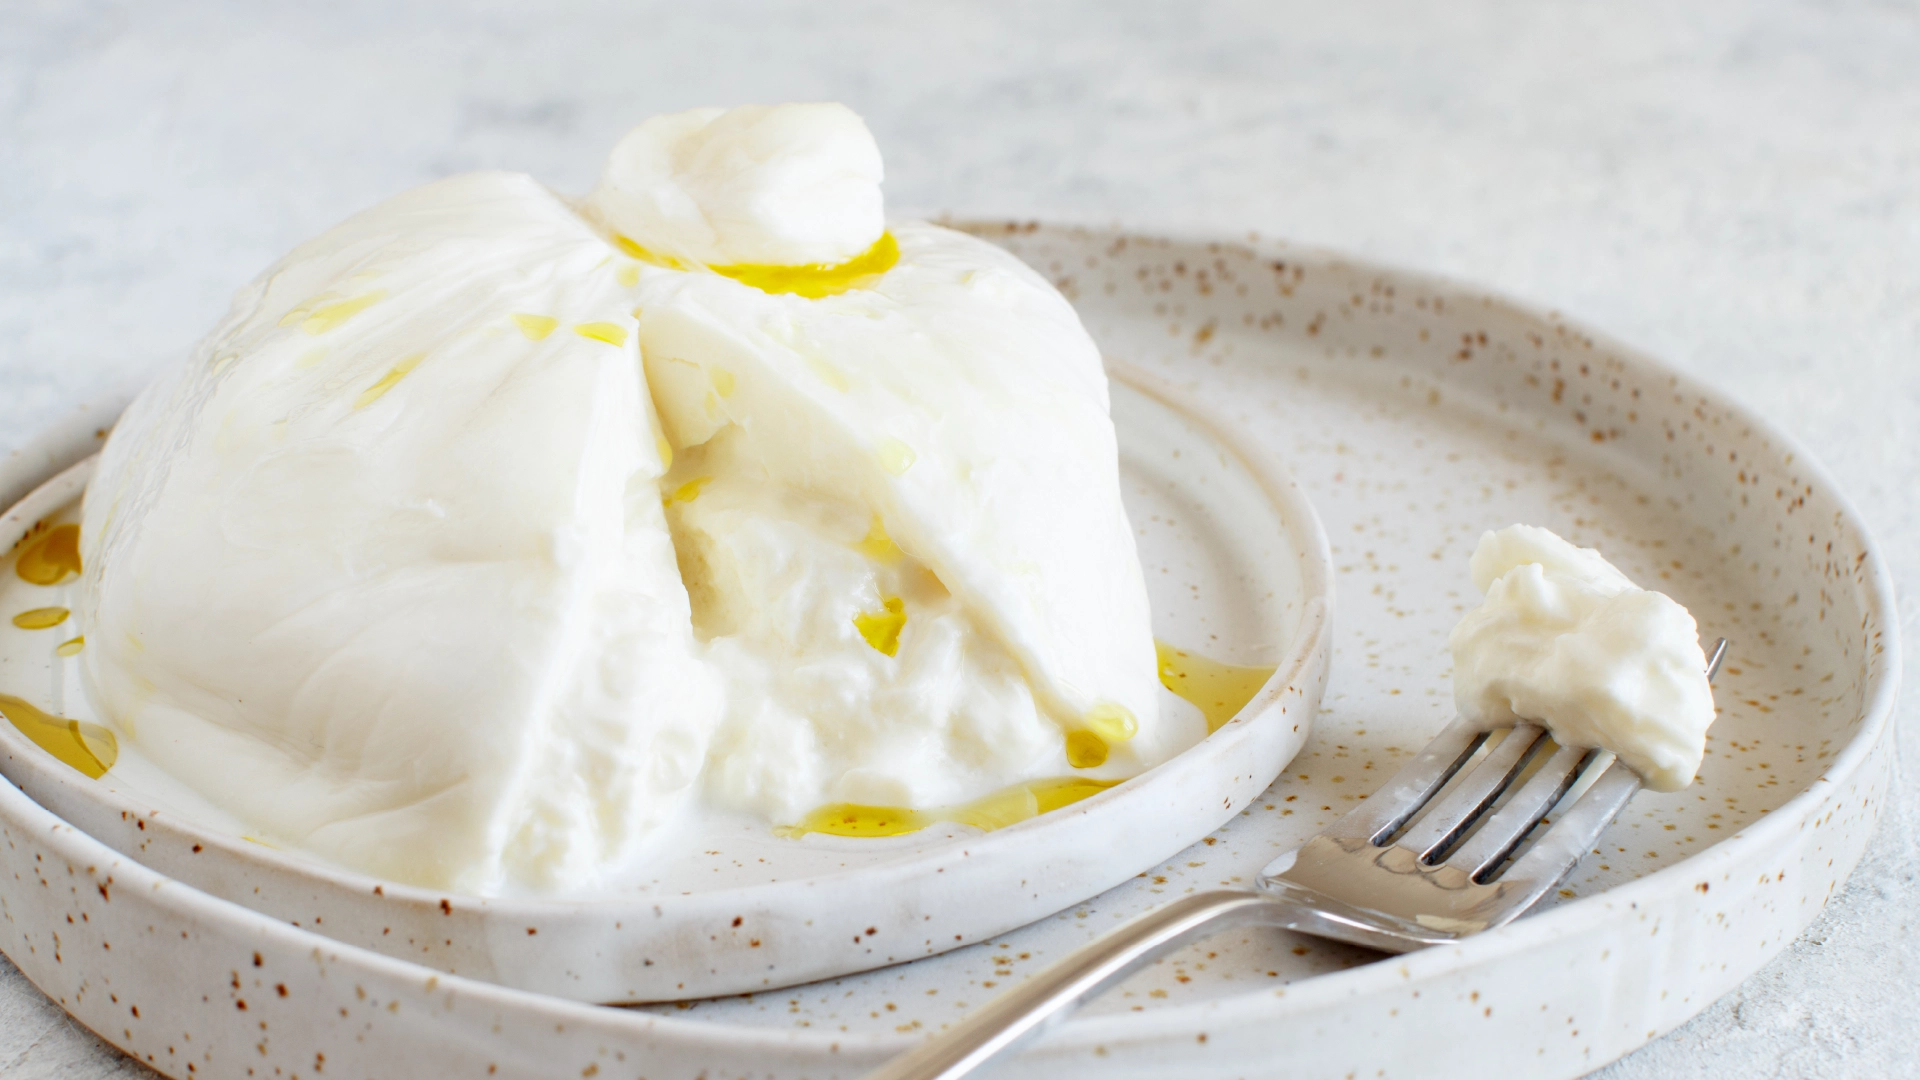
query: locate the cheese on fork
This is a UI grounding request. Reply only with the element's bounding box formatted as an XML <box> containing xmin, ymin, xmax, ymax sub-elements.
<box><xmin>79</xmin><ymin>172</ymin><xmax>720</xmax><ymax>894</ymax></box>
<box><xmin>1449</xmin><ymin>525</ymin><xmax>1717</xmax><ymax>791</ymax></box>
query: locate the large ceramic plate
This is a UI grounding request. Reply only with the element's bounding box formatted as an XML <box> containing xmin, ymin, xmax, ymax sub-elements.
<box><xmin>0</xmin><ymin>224</ymin><xmax>1896</xmax><ymax>1080</ymax></box>
<box><xmin>0</xmin><ymin>368</ymin><xmax>1332</xmax><ymax>1003</ymax></box>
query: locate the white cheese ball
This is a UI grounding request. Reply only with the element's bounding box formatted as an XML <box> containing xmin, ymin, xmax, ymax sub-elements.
<box><xmin>1449</xmin><ymin>525</ymin><xmax>1716</xmax><ymax>791</ymax></box>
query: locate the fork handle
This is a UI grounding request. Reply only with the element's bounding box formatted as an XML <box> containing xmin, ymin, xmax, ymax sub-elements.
<box><xmin>864</xmin><ymin>891</ymin><xmax>1284</xmax><ymax>1080</ymax></box>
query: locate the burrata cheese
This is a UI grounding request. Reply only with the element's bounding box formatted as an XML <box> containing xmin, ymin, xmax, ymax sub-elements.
<box><xmin>1448</xmin><ymin>525</ymin><xmax>1717</xmax><ymax>792</ymax></box>
<box><xmin>75</xmin><ymin>103</ymin><xmax>1166</xmax><ymax>894</ymax></box>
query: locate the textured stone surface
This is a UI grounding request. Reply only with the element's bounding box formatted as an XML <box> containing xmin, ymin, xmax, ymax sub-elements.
<box><xmin>2</xmin><ymin>1</ymin><xmax>1915</xmax><ymax>1076</ymax></box>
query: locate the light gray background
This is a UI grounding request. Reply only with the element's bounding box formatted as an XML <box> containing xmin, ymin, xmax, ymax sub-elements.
<box><xmin>3</xmin><ymin>2</ymin><xmax>1916</xmax><ymax>1076</ymax></box>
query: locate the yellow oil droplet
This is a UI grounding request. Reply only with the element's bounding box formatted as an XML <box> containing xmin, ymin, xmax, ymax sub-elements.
<box><xmin>805</xmin><ymin>354</ymin><xmax>850</xmax><ymax>391</ymax></box>
<box><xmin>710</xmin><ymin>368</ymin><xmax>736</xmax><ymax>397</ymax></box>
<box><xmin>947</xmin><ymin>785</ymin><xmax>1039</xmax><ymax>831</ymax></box>
<box><xmin>574</xmin><ymin>321</ymin><xmax>628</xmax><ymax>347</ymax></box>
<box><xmin>1155</xmin><ymin>640</ymin><xmax>1277</xmax><ymax>734</ymax></box>
<box><xmin>15</xmin><ymin>523</ymin><xmax>82</xmax><ymax>585</ymax></box>
<box><xmin>301</xmin><ymin>290</ymin><xmax>387</xmax><ymax>335</ymax></box>
<box><xmin>512</xmin><ymin>313</ymin><xmax>558</xmax><ymax>341</ymax></box>
<box><xmin>876</xmin><ymin>437</ymin><xmax>916</xmax><ymax>476</ymax></box>
<box><xmin>780</xmin><ymin>776</ymin><xmax>1120</xmax><ymax>839</ymax></box>
<box><xmin>1065</xmin><ymin>729</ymin><xmax>1109</xmax><ymax>769</ymax></box>
<box><xmin>209</xmin><ymin>352</ymin><xmax>239</xmax><ymax>374</ymax></box>
<box><xmin>0</xmin><ymin>694</ymin><xmax>116</xmax><ymax>779</ymax></box>
<box><xmin>616</xmin><ymin>264</ymin><xmax>641</xmax><ymax>288</ymax></box>
<box><xmin>296</xmin><ymin>346</ymin><xmax>328</xmax><ymax>369</ymax></box>
<box><xmin>853</xmin><ymin>596</ymin><xmax>907</xmax><ymax>657</ymax></box>
<box><xmin>611</xmin><ymin>234</ymin><xmax>692</xmax><ymax>270</ymax></box>
<box><xmin>712</xmin><ymin>233</ymin><xmax>900</xmax><ymax>299</ymax></box>
<box><xmin>782</xmin><ymin>804</ymin><xmax>928</xmax><ymax>838</ymax></box>
<box><xmin>12</xmin><ymin>607</ymin><xmax>69</xmax><ymax>630</ymax></box>
<box><xmin>278</xmin><ymin>291</ymin><xmax>338</xmax><ymax>327</ymax></box>
<box><xmin>1031</xmin><ymin>776</ymin><xmax>1120</xmax><ymax>813</ymax></box>
<box><xmin>669</xmin><ymin>476</ymin><xmax>711</xmax><ymax>504</ymax></box>
<box><xmin>853</xmin><ymin>514</ymin><xmax>902</xmax><ymax>564</ymax></box>
<box><xmin>1082</xmin><ymin>702</ymin><xmax>1138</xmax><ymax>742</ymax></box>
<box><xmin>56</xmin><ymin>635</ymin><xmax>85</xmax><ymax>657</ymax></box>
<box><xmin>655</xmin><ymin>432</ymin><xmax>675</xmax><ymax>470</ymax></box>
<box><xmin>354</xmin><ymin>352</ymin><xmax>426</xmax><ymax>409</ymax></box>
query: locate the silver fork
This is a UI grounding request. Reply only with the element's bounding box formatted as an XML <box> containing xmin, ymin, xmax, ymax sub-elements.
<box><xmin>867</xmin><ymin>639</ymin><xmax>1728</xmax><ymax>1080</ymax></box>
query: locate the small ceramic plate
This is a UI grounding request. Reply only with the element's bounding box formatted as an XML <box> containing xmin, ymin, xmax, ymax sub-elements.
<box><xmin>0</xmin><ymin>224</ymin><xmax>1895</xmax><ymax>1080</ymax></box>
<box><xmin>0</xmin><ymin>370</ymin><xmax>1333</xmax><ymax>1003</ymax></box>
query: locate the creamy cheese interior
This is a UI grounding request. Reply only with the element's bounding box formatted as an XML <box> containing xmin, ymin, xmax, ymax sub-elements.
<box><xmin>75</xmin><ymin>104</ymin><xmax>1167</xmax><ymax>895</ymax></box>
<box><xmin>1448</xmin><ymin>525</ymin><xmax>1717</xmax><ymax>791</ymax></box>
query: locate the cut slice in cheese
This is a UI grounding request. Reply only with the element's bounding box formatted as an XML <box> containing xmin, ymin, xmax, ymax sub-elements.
<box><xmin>628</xmin><ymin>220</ymin><xmax>1165</xmax><ymax>778</ymax></box>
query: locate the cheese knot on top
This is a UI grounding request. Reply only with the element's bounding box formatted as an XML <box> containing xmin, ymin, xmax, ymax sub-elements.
<box><xmin>587</xmin><ymin>103</ymin><xmax>885</xmax><ymax>269</ymax></box>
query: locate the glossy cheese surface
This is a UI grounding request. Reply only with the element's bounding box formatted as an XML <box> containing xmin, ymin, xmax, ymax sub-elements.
<box><xmin>80</xmin><ymin>172</ymin><xmax>718</xmax><ymax>895</ymax></box>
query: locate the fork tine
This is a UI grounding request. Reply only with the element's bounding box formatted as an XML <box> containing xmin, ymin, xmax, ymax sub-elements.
<box><xmin>1330</xmin><ymin>716</ymin><xmax>1486</xmax><ymax>842</ymax></box>
<box><xmin>1444</xmin><ymin>742</ymin><xmax>1593</xmax><ymax>879</ymax></box>
<box><xmin>1493</xmin><ymin>759</ymin><xmax>1642</xmax><ymax>896</ymax></box>
<box><xmin>1706</xmin><ymin>637</ymin><xmax>1728</xmax><ymax>681</ymax></box>
<box><xmin>1394</xmin><ymin>722</ymin><xmax>1549</xmax><ymax>860</ymax></box>
<box><xmin>1442</xmin><ymin>637</ymin><xmax>1728</xmax><ymax>891</ymax></box>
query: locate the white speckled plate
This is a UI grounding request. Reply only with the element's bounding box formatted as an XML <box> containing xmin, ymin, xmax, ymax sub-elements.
<box><xmin>0</xmin><ymin>224</ymin><xmax>1896</xmax><ymax>1080</ymax></box>
<box><xmin>0</xmin><ymin>365</ymin><xmax>1332</xmax><ymax>1004</ymax></box>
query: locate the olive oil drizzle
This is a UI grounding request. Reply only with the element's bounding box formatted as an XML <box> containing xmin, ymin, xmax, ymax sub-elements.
<box><xmin>0</xmin><ymin>694</ymin><xmax>117</xmax><ymax>779</ymax></box>
<box><xmin>613</xmin><ymin>232</ymin><xmax>900</xmax><ymax>299</ymax></box>
<box><xmin>299</xmin><ymin>290</ymin><xmax>386</xmax><ymax>336</ymax></box>
<box><xmin>511</xmin><ymin>313</ymin><xmax>558</xmax><ymax>340</ymax></box>
<box><xmin>781</xmin><ymin>776</ymin><xmax>1122</xmax><ymax>839</ymax></box>
<box><xmin>1155</xmin><ymin>640</ymin><xmax>1276</xmax><ymax>733</ymax></box>
<box><xmin>1064</xmin><ymin>730</ymin><xmax>1109</xmax><ymax>768</ymax></box>
<box><xmin>573</xmin><ymin>322</ymin><xmax>628</xmax><ymax>347</ymax></box>
<box><xmin>15</xmin><ymin>523</ymin><xmax>81</xmax><ymax>585</ymax></box>
<box><xmin>853</xmin><ymin>597</ymin><xmax>907</xmax><ymax>657</ymax></box>
<box><xmin>853</xmin><ymin>514</ymin><xmax>903</xmax><ymax>563</ymax></box>
<box><xmin>11</xmin><ymin>607</ymin><xmax>69</xmax><ymax>630</ymax></box>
